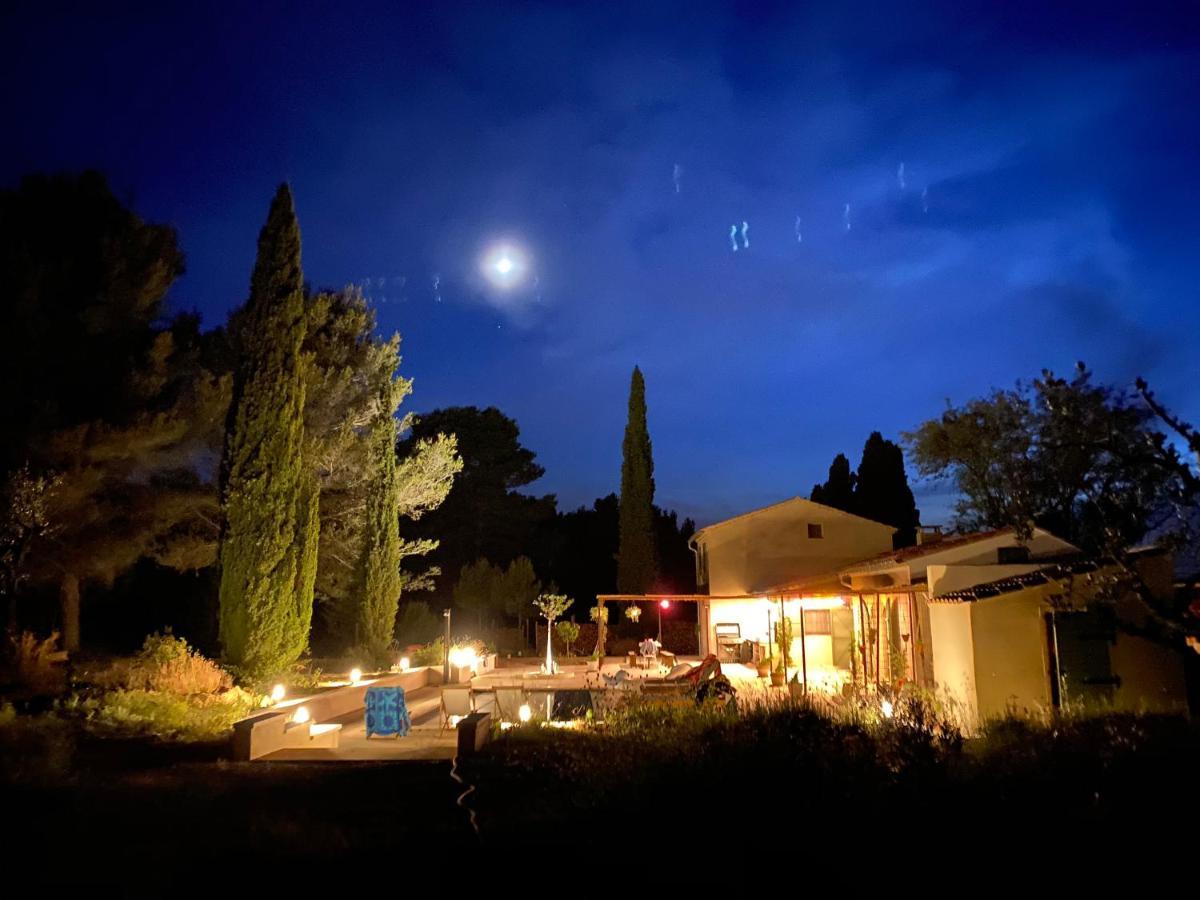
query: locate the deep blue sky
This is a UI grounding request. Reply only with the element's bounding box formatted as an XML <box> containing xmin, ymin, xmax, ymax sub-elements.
<box><xmin>5</xmin><ymin>1</ymin><xmax>1199</xmax><ymax>526</ymax></box>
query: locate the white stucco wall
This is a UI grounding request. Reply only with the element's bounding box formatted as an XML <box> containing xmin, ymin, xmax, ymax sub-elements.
<box><xmin>928</xmin><ymin>602</ymin><xmax>978</xmax><ymax>726</ymax></box>
<box><xmin>698</xmin><ymin>498</ymin><xmax>895</xmax><ymax>595</ymax></box>
<box><xmin>968</xmin><ymin>591</ymin><xmax>1053</xmax><ymax>721</ymax></box>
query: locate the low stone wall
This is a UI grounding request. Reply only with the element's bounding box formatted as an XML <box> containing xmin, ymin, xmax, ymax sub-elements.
<box><xmin>233</xmin><ymin>666</ymin><xmax>439</xmax><ymax>761</ymax></box>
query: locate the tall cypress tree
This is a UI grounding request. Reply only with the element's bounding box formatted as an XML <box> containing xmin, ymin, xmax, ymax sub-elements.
<box><xmin>355</xmin><ymin>386</ymin><xmax>403</xmax><ymax>665</ymax></box>
<box><xmin>219</xmin><ymin>184</ymin><xmax>315</xmax><ymax>678</ymax></box>
<box><xmin>854</xmin><ymin>431</ymin><xmax>920</xmax><ymax>548</ymax></box>
<box><xmin>617</xmin><ymin>366</ymin><xmax>657</xmax><ymax>594</ymax></box>
<box><xmin>810</xmin><ymin>452</ymin><xmax>856</xmax><ymax>512</ymax></box>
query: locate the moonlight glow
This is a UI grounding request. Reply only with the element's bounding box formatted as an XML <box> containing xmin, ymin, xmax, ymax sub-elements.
<box><xmin>480</xmin><ymin>242</ymin><xmax>529</xmax><ymax>290</ymax></box>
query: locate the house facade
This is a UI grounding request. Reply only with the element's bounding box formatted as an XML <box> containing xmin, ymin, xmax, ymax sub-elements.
<box><xmin>600</xmin><ymin>497</ymin><xmax>1190</xmax><ymax>727</ymax></box>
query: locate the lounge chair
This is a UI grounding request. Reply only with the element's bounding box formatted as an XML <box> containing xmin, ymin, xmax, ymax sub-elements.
<box><xmin>471</xmin><ymin>687</ymin><xmax>497</xmax><ymax>717</ymax></box>
<box><xmin>601</xmin><ymin>669</ymin><xmax>631</xmax><ymax>687</ymax></box>
<box><xmin>439</xmin><ymin>685</ymin><xmax>473</xmax><ymax>733</ymax></box>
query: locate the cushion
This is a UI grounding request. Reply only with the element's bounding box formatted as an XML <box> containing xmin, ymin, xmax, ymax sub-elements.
<box><xmin>365</xmin><ymin>686</ymin><xmax>411</xmax><ymax>737</ymax></box>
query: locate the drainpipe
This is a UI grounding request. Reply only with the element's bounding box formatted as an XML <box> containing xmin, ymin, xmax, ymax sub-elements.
<box><xmin>687</xmin><ymin>534</ymin><xmax>703</xmax><ymax>588</ymax></box>
<box><xmin>1050</xmin><ymin>610</ymin><xmax>1067</xmax><ymax>714</ymax></box>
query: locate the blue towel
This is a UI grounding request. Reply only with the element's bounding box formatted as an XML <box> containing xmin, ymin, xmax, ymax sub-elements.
<box><xmin>365</xmin><ymin>686</ymin><xmax>411</xmax><ymax>737</ymax></box>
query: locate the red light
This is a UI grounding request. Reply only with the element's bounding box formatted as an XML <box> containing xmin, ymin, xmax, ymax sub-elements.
<box><xmin>659</xmin><ymin>599</ymin><xmax>670</xmax><ymax>609</ymax></box>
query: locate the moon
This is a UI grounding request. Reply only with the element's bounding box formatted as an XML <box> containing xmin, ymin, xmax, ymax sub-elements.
<box><xmin>480</xmin><ymin>242</ymin><xmax>529</xmax><ymax>290</ymax></box>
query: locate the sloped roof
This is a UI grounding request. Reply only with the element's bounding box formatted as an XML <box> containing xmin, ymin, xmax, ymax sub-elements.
<box><xmin>931</xmin><ymin>560</ymin><xmax>1102</xmax><ymax>603</ymax></box>
<box><xmin>693</xmin><ymin>496</ymin><xmax>896</xmax><ymax>541</ymax></box>
<box><xmin>838</xmin><ymin>528</ymin><xmax>1016</xmax><ymax>574</ymax></box>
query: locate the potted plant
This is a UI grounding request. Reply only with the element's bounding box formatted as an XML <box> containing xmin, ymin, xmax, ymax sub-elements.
<box><xmin>788</xmin><ymin>671</ymin><xmax>806</xmax><ymax>700</ymax></box>
<box><xmin>770</xmin><ymin>661</ymin><xmax>786</xmax><ymax>687</ymax></box>
<box><xmin>756</xmin><ymin>655</ymin><xmax>772</xmax><ymax>678</ymax></box>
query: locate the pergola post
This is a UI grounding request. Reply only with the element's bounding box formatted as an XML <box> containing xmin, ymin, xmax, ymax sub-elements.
<box><xmin>798</xmin><ymin>602</ymin><xmax>808</xmax><ymax>696</ymax></box>
<box><xmin>779</xmin><ymin>595</ymin><xmax>788</xmax><ymax>683</ymax></box>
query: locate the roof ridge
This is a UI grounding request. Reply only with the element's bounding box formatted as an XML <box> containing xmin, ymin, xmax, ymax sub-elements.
<box><xmin>694</xmin><ymin>495</ymin><xmax>896</xmax><ymax>538</ymax></box>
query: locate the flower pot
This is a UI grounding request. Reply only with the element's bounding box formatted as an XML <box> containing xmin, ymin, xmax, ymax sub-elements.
<box><xmin>755</xmin><ymin>662</ymin><xmax>770</xmax><ymax>678</ymax></box>
<box><xmin>770</xmin><ymin>670</ymin><xmax>785</xmax><ymax>687</ymax></box>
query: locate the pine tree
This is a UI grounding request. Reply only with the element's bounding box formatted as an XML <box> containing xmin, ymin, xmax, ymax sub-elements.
<box><xmin>0</xmin><ymin>174</ymin><xmax>227</xmax><ymax>650</ymax></box>
<box><xmin>617</xmin><ymin>366</ymin><xmax>656</xmax><ymax>594</ymax></box>
<box><xmin>301</xmin><ymin>288</ymin><xmax>460</xmax><ymax>645</ymax></box>
<box><xmin>355</xmin><ymin>386</ymin><xmax>403</xmax><ymax>665</ymax></box>
<box><xmin>855</xmin><ymin>432</ymin><xmax>920</xmax><ymax>548</ymax></box>
<box><xmin>810</xmin><ymin>453</ymin><xmax>856</xmax><ymax>512</ymax></box>
<box><xmin>218</xmin><ymin>184</ymin><xmax>314</xmax><ymax>679</ymax></box>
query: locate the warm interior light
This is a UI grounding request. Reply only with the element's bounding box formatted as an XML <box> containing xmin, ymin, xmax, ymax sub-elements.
<box><xmin>518</xmin><ymin>703</ymin><xmax>532</xmax><ymax>723</ymax></box>
<box><xmin>270</xmin><ymin>684</ymin><xmax>286</xmax><ymax>703</ymax></box>
<box><xmin>349</xmin><ymin>667</ymin><xmax>363</xmax><ymax>684</ymax></box>
<box><xmin>292</xmin><ymin>706</ymin><xmax>311</xmax><ymax>725</ymax></box>
<box><xmin>399</xmin><ymin>656</ymin><xmax>410</xmax><ymax>671</ymax></box>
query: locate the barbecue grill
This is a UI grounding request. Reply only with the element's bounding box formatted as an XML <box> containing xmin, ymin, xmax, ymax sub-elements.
<box><xmin>714</xmin><ymin>622</ymin><xmax>750</xmax><ymax>663</ymax></box>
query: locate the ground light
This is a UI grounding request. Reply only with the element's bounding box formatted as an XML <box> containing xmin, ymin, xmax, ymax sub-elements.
<box><xmin>292</xmin><ymin>706</ymin><xmax>311</xmax><ymax>725</ymax></box>
<box><xmin>349</xmin><ymin>667</ymin><xmax>363</xmax><ymax>684</ymax></box>
<box><xmin>518</xmin><ymin>703</ymin><xmax>532</xmax><ymax>723</ymax></box>
<box><xmin>270</xmin><ymin>684</ymin><xmax>286</xmax><ymax>703</ymax></box>
<box><xmin>399</xmin><ymin>656</ymin><xmax>410</xmax><ymax>671</ymax></box>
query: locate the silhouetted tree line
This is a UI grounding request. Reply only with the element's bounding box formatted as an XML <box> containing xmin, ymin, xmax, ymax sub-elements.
<box><xmin>811</xmin><ymin>432</ymin><xmax>921</xmax><ymax>548</ymax></box>
<box><xmin>0</xmin><ymin>171</ymin><xmax>698</xmax><ymax>663</ymax></box>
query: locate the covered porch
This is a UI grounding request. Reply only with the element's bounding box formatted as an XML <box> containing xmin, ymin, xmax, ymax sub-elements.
<box><xmin>599</xmin><ymin>586</ymin><xmax>930</xmax><ymax>697</ymax></box>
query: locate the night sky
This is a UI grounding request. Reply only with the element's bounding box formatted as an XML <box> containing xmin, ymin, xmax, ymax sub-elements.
<box><xmin>5</xmin><ymin>1</ymin><xmax>1199</xmax><ymax>527</ymax></box>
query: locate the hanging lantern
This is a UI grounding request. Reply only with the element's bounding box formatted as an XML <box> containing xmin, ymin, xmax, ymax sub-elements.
<box><xmin>625</xmin><ymin>604</ymin><xmax>642</xmax><ymax>623</ymax></box>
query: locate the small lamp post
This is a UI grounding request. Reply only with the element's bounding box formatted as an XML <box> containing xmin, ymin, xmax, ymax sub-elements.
<box><xmin>658</xmin><ymin>599</ymin><xmax>670</xmax><ymax>645</ymax></box>
<box><xmin>442</xmin><ymin>608</ymin><xmax>452</xmax><ymax>682</ymax></box>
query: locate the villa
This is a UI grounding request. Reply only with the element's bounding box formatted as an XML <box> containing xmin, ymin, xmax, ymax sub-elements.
<box><xmin>600</xmin><ymin>497</ymin><xmax>1191</xmax><ymax>727</ymax></box>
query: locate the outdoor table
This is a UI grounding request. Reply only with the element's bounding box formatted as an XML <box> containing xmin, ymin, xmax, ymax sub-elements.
<box><xmin>364</xmin><ymin>685</ymin><xmax>411</xmax><ymax>738</ymax></box>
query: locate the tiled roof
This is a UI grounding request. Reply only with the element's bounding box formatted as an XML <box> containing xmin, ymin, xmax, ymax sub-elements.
<box><xmin>838</xmin><ymin>528</ymin><xmax>1015</xmax><ymax>573</ymax></box>
<box><xmin>931</xmin><ymin>560</ymin><xmax>1102</xmax><ymax>603</ymax></box>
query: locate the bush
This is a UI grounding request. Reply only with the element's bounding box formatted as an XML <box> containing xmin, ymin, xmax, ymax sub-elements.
<box><xmin>395</xmin><ymin>600</ymin><xmax>441</xmax><ymax>647</ymax></box>
<box><xmin>493</xmin><ymin>627</ymin><xmax>527</xmax><ymax>655</ymax></box>
<box><xmin>65</xmin><ymin>688</ymin><xmax>258</xmax><ymax>742</ymax></box>
<box><xmin>8</xmin><ymin>630</ymin><xmax>66</xmax><ymax>696</ymax></box>
<box><xmin>125</xmin><ymin>630</ymin><xmax>231</xmax><ymax>695</ymax></box>
<box><xmin>410</xmin><ymin>637</ymin><xmax>445</xmax><ymax>668</ymax></box>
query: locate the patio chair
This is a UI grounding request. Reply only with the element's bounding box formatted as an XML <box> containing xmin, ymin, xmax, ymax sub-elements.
<box><xmin>601</xmin><ymin>669</ymin><xmax>631</xmax><ymax>687</ymax></box>
<box><xmin>494</xmin><ymin>687</ymin><xmax>526</xmax><ymax>723</ymax></box>
<box><xmin>439</xmin><ymin>685</ymin><xmax>473</xmax><ymax>733</ymax></box>
<box><xmin>636</xmin><ymin>638</ymin><xmax>658</xmax><ymax>670</ymax></box>
<box><xmin>471</xmin><ymin>687</ymin><xmax>497</xmax><ymax>717</ymax></box>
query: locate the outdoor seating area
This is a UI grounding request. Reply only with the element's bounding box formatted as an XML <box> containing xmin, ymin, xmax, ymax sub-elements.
<box><xmin>238</xmin><ymin>650</ymin><xmax>837</xmax><ymax>763</ymax></box>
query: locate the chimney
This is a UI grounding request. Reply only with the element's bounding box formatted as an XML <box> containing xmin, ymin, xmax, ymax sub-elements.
<box><xmin>916</xmin><ymin>525</ymin><xmax>944</xmax><ymax>546</ymax></box>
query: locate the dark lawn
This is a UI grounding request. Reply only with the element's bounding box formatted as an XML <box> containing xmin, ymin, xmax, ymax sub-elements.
<box><xmin>4</xmin><ymin>705</ymin><xmax>1197</xmax><ymax>884</ymax></box>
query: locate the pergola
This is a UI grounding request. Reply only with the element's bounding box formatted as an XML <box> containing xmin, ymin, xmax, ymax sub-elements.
<box><xmin>594</xmin><ymin>594</ymin><xmax>712</xmax><ymax>648</ymax></box>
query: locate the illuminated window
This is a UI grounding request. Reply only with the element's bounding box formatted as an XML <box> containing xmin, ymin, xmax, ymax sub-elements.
<box><xmin>807</xmin><ymin>523</ymin><xmax>824</xmax><ymax>539</ymax></box>
<box><xmin>802</xmin><ymin>610</ymin><xmax>832</xmax><ymax>634</ymax></box>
